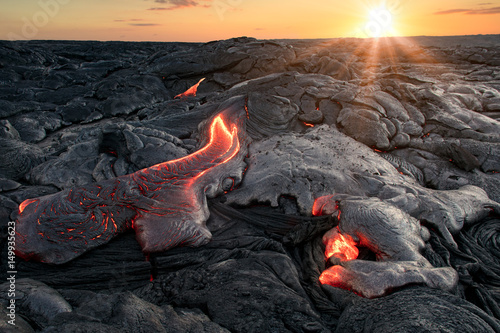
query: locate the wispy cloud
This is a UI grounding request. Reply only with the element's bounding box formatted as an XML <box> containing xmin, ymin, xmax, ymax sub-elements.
<box><xmin>435</xmin><ymin>6</ymin><xmax>500</xmax><ymax>15</ymax></box>
<box><xmin>148</xmin><ymin>0</ymin><xmax>210</xmax><ymax>11</ymax></box>
<box><xmin>434</xmin><ymin>8</ymin><xmax>470</xmax><ymax>14</ymax></box>
<box><xmin>114</xmin><ymin>19</ymin><xmax>145</xmax><ymax>22</ymax></box>
<box><xmin>129</xmin><ymin>23</ymin><xmax>161</xmax><ymax>26</ymax></box>
<box><xmin>114</xmin><ymin>19</ymin><xmax>160</xmax><ymax>26</ymax></box>
<box><xmin>470</xmin><ymin>6</ymin><xmax>500</xmax><ymax>14</ymax></box>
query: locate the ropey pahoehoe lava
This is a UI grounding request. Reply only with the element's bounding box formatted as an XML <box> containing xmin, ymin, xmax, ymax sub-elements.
<box><xmin>14</xmin><ymin>107</ymin><xmax>248</xmax><ymax>264</ymax></box>
<box><xmin>2</xmin><ymin>37</ymin><xmax>500</xmax><ymax>332</ymax></box>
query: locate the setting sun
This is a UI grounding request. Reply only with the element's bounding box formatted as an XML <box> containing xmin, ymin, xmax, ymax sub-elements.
<box><xmin>365</xmin><ymin>7</ymin><xmax>395</xmax><ymax>37</ymax></box>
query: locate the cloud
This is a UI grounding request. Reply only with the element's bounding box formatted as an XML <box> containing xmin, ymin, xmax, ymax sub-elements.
<box><xmin>115</xmin><ymin>19</ymin><xmax>145</xmax><ymax>22</ymax></box>
<box><xmin>115</xmin><ymin>19</ymin><xmax>160</xmax><ymax>26</ymax></box>
<box><xmin>148</xmin><ymin>0</ymin><xmax>209</xmax><ymax>11</ymax></box>
<box><xmin>468</xmin><ymin>6</ymin><xmax>500</xmax><ymax>14</ymax></box>
<box><xmin>129</xmin><ymin>23</ymin><xmax>161</xmax><ymax>26</ymax></box>
<box><xmin>434</xmin><ymin>8</ymin><xmax>470</xmax><ymax>14</ymax></box>
<box><xmin>435</xmin><ymin>6</ymin><xmax>500</xmax><ymax>15</ymax></box>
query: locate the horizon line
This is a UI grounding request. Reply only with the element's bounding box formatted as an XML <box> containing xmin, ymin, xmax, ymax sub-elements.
<box><xmin>1</xmin><ymin>33</ymin><xmax>500</xmax><ymax>44</ymax></box>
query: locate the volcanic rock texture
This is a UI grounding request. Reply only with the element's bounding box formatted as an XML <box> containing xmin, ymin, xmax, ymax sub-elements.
<box><xmin>1</xmin><ymin>36</ymin><xmax>500</xmax><ymax>332</ymax></box>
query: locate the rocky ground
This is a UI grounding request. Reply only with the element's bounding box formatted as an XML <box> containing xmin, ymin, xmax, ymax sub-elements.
<box><xmin>1</xmin><ymin>35</ymin><xmax>500</xmax><ymax>332</ymax></box>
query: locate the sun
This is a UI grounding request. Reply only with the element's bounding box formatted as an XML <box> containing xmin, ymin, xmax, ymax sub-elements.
<box><xmin>365</xmin><ymin>7</ymin><xmax>394</xmax><ymax>38</ymax></box>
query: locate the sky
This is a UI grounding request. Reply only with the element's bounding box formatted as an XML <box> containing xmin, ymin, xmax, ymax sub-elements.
<box><xmin>1</xmin><ymin>0</ymin><xmax>499</xmax><ymax>42</ymax></box>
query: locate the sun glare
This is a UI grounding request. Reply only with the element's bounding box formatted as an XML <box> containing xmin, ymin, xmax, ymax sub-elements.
<box><xmin>365</xmin><ymin>7</ymin><xmax>394</xmax><ymax>38</ymax></box>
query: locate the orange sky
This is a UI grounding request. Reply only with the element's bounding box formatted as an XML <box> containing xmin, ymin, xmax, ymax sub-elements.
<box><xmin>1</xmin><ymin>0</ymin><xmax>499</xmax><ymax>42</ymax></box>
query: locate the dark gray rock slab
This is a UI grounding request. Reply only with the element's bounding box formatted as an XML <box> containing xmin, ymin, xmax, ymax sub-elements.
<box><xmin>0</xmin><ymin>304</ymin><xmax>35</xmax><ymax>333</ymax></box>
<box><xmin>331</xmin><ymin>286</ymin><xmax>500</xmax><ymax>333</ymax></box>
<box><xmin>56</xmin><ymin>98</ymin><xmax>98</xmax><ymax>124</ymax></box>
<box><xmin>42</xmin><ymin>291</ymin><xmax>229</xmax><ymax>333</ymax></box>
<box><xmin>136</xmin><ymin>208</ymin><xmax>330</xmax><ymax>333</ymax></box>
<box><xmin>0</xmin><ymin>100</ymin><xmax>17</xmax><ymax>118</ymax></box>
<box><xmin>225</xmin><ymin>125</ymin><xmax>401</xmax><ymax>213</ymax></box>
<box><xmin>10</xmin><ymin>112</ymin><xmax>63</xmax><ymax>143</ymax></box>
<box><xmin>0</xmin><ymin>179</ymin><xmax>21</xmax><ymax>192</ymax></box>
<box><xmin>246</xmin><ymin>92</ymin><xmax>300</xmax><ymax>140</ymax></box>
<box><xmin>299</xmin><ymin>109</ymin><xmax>324</xmax><ymax>125</ymax></box>
<box><xmin>337</xmin><ymin>107</ymin><xmax>391</xmax><ymax>149</ymax></box>
<box><xmin>0</xmin><ymin>138</ymin><xmax>45</xmax><ymax>180</ymax></box>
<box><xmin>0</xmin><ymin>279</ymin><xmax>72</xmax><ymax>329</ymax></box>
<box><xmin>0</xmin><ymin>120</ymin><xmax>20</xmax><ymax>139</ymax></box>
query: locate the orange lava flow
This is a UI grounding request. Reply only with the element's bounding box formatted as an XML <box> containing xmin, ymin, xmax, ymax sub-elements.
<box><xmin>18</xmin><ymin>198</ymin><xmax>38</xmax><ymax>215</ymax></box>
<box><xmin>319</xmin><ymin>228</ymin><xmax>359</xmax><ymax>292</ymax></box>
<box><xmin>187</xmin><ymin>116</ymin><xmax>240</xmax><ymax>182</ymax></box>
<box><xmin>174</xmin><ymin>78</ymin><xmax>205</xmax><ymax>99</ymax></box>
<box><xmin>323</xmin><ymin>227</ymin><xmax>359</xmax><ymax>261</ymax></box>
<box><xmin>148</xmin><ymin>114</ymin><xmax>238</xmax><ymax>173</ymax></box>
<box><xmin>312</xmin><ymin>195</ymin><xmax>336</xmax><ymax>216</ymax></box>
<box><xmin>319</xmin><ymin>265</ymin><xmax>344</xmax><ymax>286</ymax></box>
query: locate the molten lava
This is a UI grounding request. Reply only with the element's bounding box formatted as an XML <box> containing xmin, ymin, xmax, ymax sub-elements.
<box><xmin>14</xmin><ymin>109</ymin><xmax>247</xmax><ymax>264</ymax></box>
<box><xmin>318</xmin><ymin>228</ymin><xmax>359</xmax><ymax>293</ymax></box>
<box><xmin>174</xmin><ymin>78</ymin><xmax>205</xmax><ymax>99</ymax></box>
<box><xmin>18</xmin><ymin>198</ymin><xmax>38</xmax><ymax>214</ymax></box>
<box><xmin>322</xmin><ymin>226</ymin><xmax>359</xmax><ymax>261</ymax></box>
<box><xmin>148</xmin><ymin>114</ymin><xmax>238</xmax><ymax>173</ymax></box>
<box><xmin>319</xmin><ymin>266</ymin><xmax>349</xmax><ymax>288</ymax></box>
<box><xmin>312</xmin><ymin>195</ymin><xmax>336</xmax><ymax>216</ymax></box>
<box><xmin>313</xmin><ymin>195</ymin><xmax>360</xmax><ymax>292</ymax></box>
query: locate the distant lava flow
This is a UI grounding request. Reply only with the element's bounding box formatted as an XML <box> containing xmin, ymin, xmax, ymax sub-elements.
<box><xmin>14</xmin><ymin>109</ymin><xmax>248</xmax><ymax>264</ymax></box>
<box><xmin>175</xmin><ymin>78</ymin><xmax>205</xmax><ymax>99</ymax></box>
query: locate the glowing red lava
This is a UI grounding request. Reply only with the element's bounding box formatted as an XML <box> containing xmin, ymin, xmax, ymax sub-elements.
<box><xmin>319</xmin><ymin>266</ymin><xmax>349</xmax><ymax>288</ymax></box>
<box><xmin>18</xmin><ymin>198</ymin><xmax>38</xmax><ymax>214</ymax></box>
<box><xmin>318</xmin><ymin>228</ymin><xmax>359</xmax><ymax>291</ymax></box>
<box><xmin>147</xmin><ymin>114</ymin><xmax>238</xmax><ymax>173</ymax></box>
<box><xmin>312</xmin><ymin>195</ymin><xmax>336</xmax><ymax>216</ymax></box>
<box><xmin>313</xmin><ymin>195</ymin><xmax>360</xmax><ymax>291</ymax></box>
<box><xmin>322</xmin><ymin>226</ymin><xmax>359</xmax><ymax>262</ymax></box>
<box><xmin>174</xmin><ymin>78</ymin><xmax>205</xmax><ymax>99</ymax></box>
